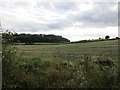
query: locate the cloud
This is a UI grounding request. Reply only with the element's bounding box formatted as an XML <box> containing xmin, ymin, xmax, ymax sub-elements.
<box><xmin>47</xmin><ymin>19</ymin><xmax>72</xmax><ymax>30</ymax></box>
<box><xmin>68</xmin><ymin>2</ymin><xmax>118</xmax><ymax>28</ymax></box>
<box><xmin>1</xmin><ymin>0</ymin><xmax>36</xmax><ymax>9</ymax></box>
<box><xmin>0</xmin><ymin>0</ymin><xmax>118</xmax><ymax>41</ymax></box>
<box><xmin>53</xmin><ymin>2</ymin><xmax>77</xmax><ymax>12</ymax></box>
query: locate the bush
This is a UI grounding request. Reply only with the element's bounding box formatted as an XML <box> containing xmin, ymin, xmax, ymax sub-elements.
<box><xmin>105</xmin><ymin>35</ymin><xmax>110</xmax><ymax>40</ymax></box>
<box><xmin>2</xmin><ymin>31</ymin><xmax>26</xmax><ymax>88</ymax></box>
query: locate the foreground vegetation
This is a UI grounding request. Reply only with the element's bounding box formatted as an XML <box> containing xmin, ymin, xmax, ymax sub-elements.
<box><xmin>2</xmin><ymin>31</ymin><xmax>120</xmax><ymax>88</ymax></box>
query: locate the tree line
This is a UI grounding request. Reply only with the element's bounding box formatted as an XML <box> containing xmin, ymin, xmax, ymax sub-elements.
<box><xmin>72</xmin><ymin>35</ymin><xmax>120</xmax><ymax>43</ymax></box>
<box><xmin>2</xmin><ymin>32</ymin><xmax>70</xmax><ymax>44</ymax></box>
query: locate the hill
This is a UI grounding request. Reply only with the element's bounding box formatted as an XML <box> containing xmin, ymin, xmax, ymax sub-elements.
<box><xmin>2</xmin><ymin>32</ymin><xmax>70</xmax><ymax>45</ymax></box>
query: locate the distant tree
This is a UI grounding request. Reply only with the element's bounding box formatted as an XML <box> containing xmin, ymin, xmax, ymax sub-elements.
<box><xmin>12</xmin><ymin>33</ymin><xmax>70</xmax><ymax>44</ymax></box>
<box><xmin>105</xmin><ymin>35</ymin><xmax>110</xmax><ymax>39</ymax></box>
<box><xmin>99</xmin><ymin>37</ymin><xmax>101</xmax><ymax>39</ymax></box>
<box><xmin>116</xmin><ymin>37</ymin><xmax>120</xmax><ymax>39</ymax></box>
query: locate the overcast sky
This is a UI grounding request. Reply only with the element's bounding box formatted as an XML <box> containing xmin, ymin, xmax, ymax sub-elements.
<box><xmin>0</xmin><ymin>0</ymin><xmax>118</xmax><ymax>41</ymax></box>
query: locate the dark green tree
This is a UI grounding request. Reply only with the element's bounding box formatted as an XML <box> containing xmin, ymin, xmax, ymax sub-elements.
<box><xmin>105</xmin><ymin>35</ymin><xmax>110</xmax><ymax>39</ymax></box>
<box><xmin>12</xmin><ymin>33</ymin><xmax>70</xmax><ymax>44</ymax></box>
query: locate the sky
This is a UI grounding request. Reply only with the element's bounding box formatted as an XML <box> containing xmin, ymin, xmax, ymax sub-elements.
<box><xmin>0</xmin><ymin>0</ymin><xmax>118</xmax><ymax>41</ymax></box>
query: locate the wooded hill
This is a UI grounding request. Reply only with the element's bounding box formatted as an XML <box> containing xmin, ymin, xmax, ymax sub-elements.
<box><xmin>3</xmin><ymin>33</ymin><xmax>70</xmax><ymax>44</ymax></box>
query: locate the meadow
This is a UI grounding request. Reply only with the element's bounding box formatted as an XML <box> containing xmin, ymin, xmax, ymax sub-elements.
<box><xmin>3</xmin><ymin>39</ymin><xmax>120</xmax><ymax>88</ymax></box>
<box><xmin>17</xmin><ymin>40</ymin><xmax>118</xmax><ymax>60</ymax></box>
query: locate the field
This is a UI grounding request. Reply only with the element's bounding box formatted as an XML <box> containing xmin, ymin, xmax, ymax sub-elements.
<box><xmin>17</xmin><ymin>42</ymin><xmax>65</xmax><ymax>45</ymax></box>
<box><xmin>3</xmin><ymin>40</ymin><xmax>120</xmax><ymax>88</ymax></box>
<box><xmin>17</xmin><ymin>40</ymin><xmax>118</xmax><ymax>60</ymax></box>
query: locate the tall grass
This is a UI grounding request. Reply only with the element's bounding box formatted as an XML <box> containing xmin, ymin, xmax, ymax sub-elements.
<box><xmin>17</xmin><ymin>55</ymin><xmax>119</xmax><ymax>88</ymax></box>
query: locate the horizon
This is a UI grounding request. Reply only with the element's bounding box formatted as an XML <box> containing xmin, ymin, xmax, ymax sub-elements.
<box><xmin>16</xmin><ymin>32</ymin><xmax>118</xmax><ymax>42</ymax></box>
<box><xmin>0</xmin><ymin>0</ymin><xmax>118</xmax><ymax>41</ymax></box>
<box><xmin>2</xmin><ymin>30</ymin><xmax>118</xmax><ymax>42</ymax></box>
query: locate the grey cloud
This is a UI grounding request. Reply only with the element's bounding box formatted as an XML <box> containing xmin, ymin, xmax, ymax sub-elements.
<box><xmin>1</xmin><ymin>1</ymin><xmax>118</xmax><ymax>35</ymax></box>
<box><xmin>2</xmin><ymin>13</ymin><xmax>48</xmax><ymax>32</ymax></box>
<box><xmin>69</xmin><ymin>2</ymin><xmax>118</xmax><ymax>28</ymax></box>
<box><xmin>38</xmin><ymin>2</ymin><xmax>78</xmax><ymax>15</ymax></box>
<box><xmin>54</xmin><ymin>2</ymin><xmax>77</xmax><ymax>11</ymax></box>
<box><xmin>47</xmin><ymin>20</ymin><xmax>72</xmax><ymax>29</ymax></box>
<box><xmin>2</xmin><ymin>11</ymin><xmax>71</xmax><ymax>32</ymax></box>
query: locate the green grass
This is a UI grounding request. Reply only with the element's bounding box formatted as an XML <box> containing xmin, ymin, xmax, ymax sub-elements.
<box><xmin>17</xmin><ymin>42</ymin><xmax>66</xmax><ymax>45</ymax></box>
<box><xmin>17</xmin><ymin>40</ymin><xmax>118</xmax><ymax>60</ymax></box>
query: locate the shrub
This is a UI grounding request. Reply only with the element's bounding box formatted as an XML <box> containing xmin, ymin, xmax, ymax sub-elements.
<box><xmin>105</xmin><ymin>35</ymin><xmax>110</xmax><ymax>40</ymax></box>
<box><xmin>2</xmin><ymin>31</ymin><xmax>26</xmax><ymax>88</ymax></box>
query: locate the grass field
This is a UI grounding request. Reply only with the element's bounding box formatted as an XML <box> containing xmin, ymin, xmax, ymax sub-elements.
<box><xmin>17</xmin><ymin>40</ymin><xmax>118</xmax><ymax>60</ymax></box>
<box><xmin>4</xmin><ymin>40</ymin><xmax>119</xmax><ymax>88</ymax></box>
<box><xmin>17</xmin><ymin>42</ymin><xmax>68</xmax><ymax>45</ymax></box>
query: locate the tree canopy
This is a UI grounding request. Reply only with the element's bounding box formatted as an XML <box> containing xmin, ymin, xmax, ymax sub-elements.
<box><xmin>105</xmin><ymin>35</ymin><xmax>110</xmax><ymax>39</ymax></box>
<box><xmin>11</xmin><ymin>33</ymin><xmax>70</xmax><ymax>44</ymax></box>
